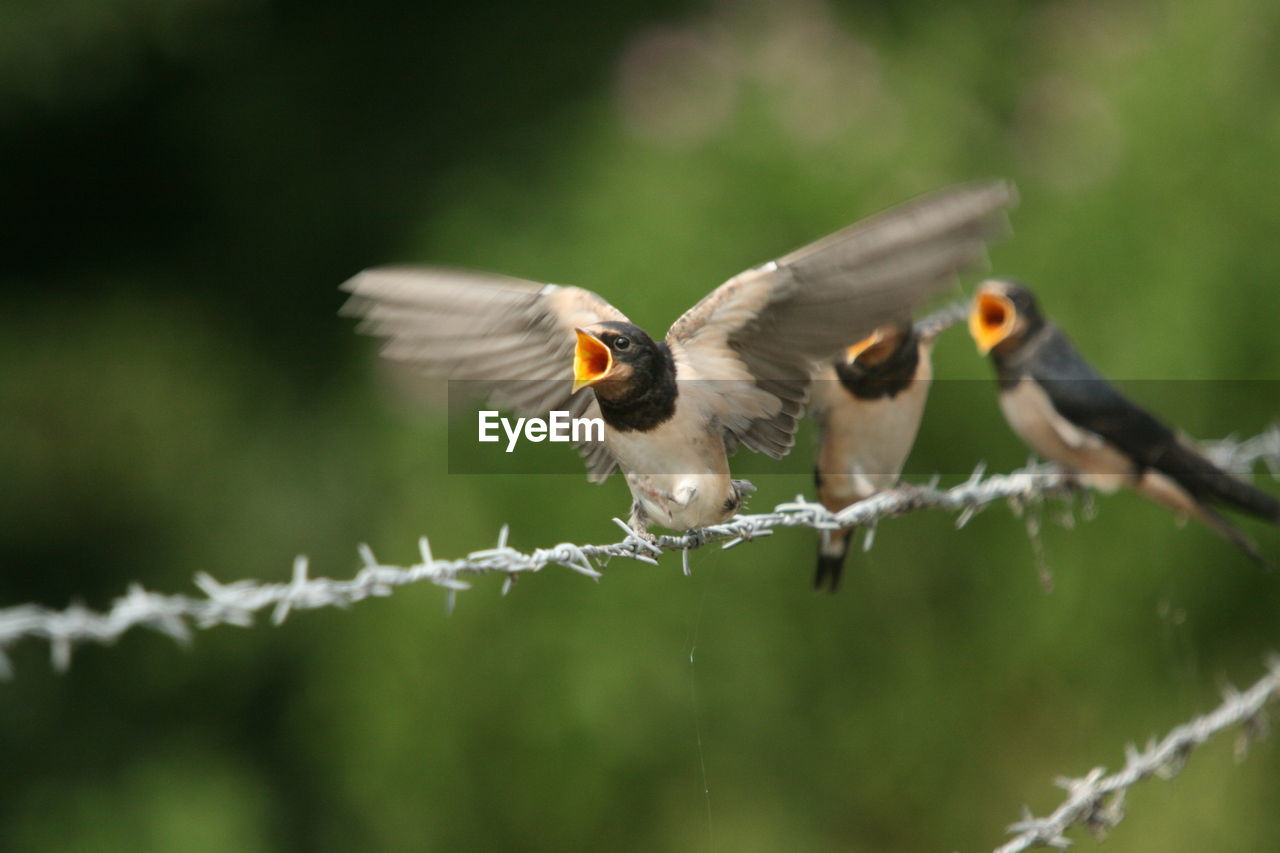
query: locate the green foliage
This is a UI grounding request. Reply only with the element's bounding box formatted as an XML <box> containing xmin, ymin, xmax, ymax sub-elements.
<box><xmin>2</xmin><ymin>0</ymin><xmax>1279</xmax><ymax>850</ymax></box>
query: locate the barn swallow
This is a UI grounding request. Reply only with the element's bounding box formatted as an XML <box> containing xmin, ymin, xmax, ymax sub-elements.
<box><xmin>969</xmin><ymin>278</ymin><xmax>1280</xmax><ymax>563</ymax></box>
<box><xmin>342</xmin><ymin>180</ymin><xmax>1016</xmax><ymax>535</ymax></box>
<box><xmin>808</xmin><ymin>305</ymin><xmax>966</xmax><ymax>591</ymax></box>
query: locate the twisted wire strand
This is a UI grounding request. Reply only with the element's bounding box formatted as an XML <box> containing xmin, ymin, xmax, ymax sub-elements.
<box><xmin>994</xmin><ymin>656</ymin><xmax>1280</xmax><ymax>852</ymax></box>
<box><xmin>1</xmin><ymin>425</ymin><xmax>1275</xmax><ymax>678</ymax></box>
<box><xmin>0</xmin><ymin>428</ymin><xmax>1277</xmax><ymax>850</ymax></box>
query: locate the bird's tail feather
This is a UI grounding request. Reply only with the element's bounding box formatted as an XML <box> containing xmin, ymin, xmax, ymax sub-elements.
<box><xmin>1192</xmin><ymin>504</ymin><xmax>1271</xmax><ymax>568</ymax></box>
<box><xmin>1137</xmin><ymin>466</ymin><xmax>1273</xmax><ymax>567</ymax></box>
<box><xmin>815</xmin><ymin>528</ymin><xmax>852</xmax><ymax>593</ymax></box>
<box><xmin>1155</xmin><ymin>439</ymin><xmax>1280</xmax><ymax>524</ymax></box>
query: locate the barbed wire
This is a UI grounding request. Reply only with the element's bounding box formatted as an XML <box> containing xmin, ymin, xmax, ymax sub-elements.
<box><xmin>0</xmin><ymin>425</ymin><xmax>1276</xmax><ymax>679</ymax></box>
<box><xmin>993</xmin><ymin>655</ymin><xmax>1280</xmax><ymax>852</ymax></box>
<box><xmin>0</xmin><ymin>429</ymin><xmax>1278</xmax><ymax>853</ymax></box>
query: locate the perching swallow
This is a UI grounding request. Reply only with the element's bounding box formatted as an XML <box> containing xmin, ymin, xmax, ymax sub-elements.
<box><xmin>342</xmin><ymin>181</ymin><xmax>1015</xmax><ymax>534</ymax></box>
<box><xmin>808</xmin><ymin>304</ymin><xmax>966</xmax><ymax>591</ymax></box>
<box><xmin>969</xmin><ymin>278</ymin><xmax>1280</xmax><ymax>564</ymax></box>
<box><xmin>810</xmin><ymin>322</ymin><xmax>932</xmax><ymax>591</ymax></box>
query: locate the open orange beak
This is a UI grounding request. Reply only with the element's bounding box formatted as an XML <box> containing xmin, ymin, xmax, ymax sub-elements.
<box><xmin>844</xmin><ymin>329</ymin><xmax>885</xmax><ymax>364</ymax></box>
<box><xmin>969</xmin><ymin>289</ymin><xmax>1016</xmax><ymax>355</ymax></box>
<box><xmin>572</xmin><ymin>328</ymin><xmax>613</xmax><ymax>392</ymax></box>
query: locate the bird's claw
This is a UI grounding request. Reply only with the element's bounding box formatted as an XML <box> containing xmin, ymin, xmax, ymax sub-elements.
<box><xmin>609</xmin><ymin>517</ymin><xmax>663</xmax><ymax>560</ymax></box>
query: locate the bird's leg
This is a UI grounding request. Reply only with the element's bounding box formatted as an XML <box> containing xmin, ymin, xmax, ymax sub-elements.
<box><xmin>891</xmin><ymin>479</ymin><xmax>925</xmax><ymax>500</ymax></box>
<box><xmin>627</xmin><ymin>500</ymin><xmax>660</xmax><ymax>546</ymax></box>
<box><xmin>608</xmin><ymin>514</ymin><xmax>663</xmax><ymax>566</ymax></box>
<box><xmin>1057</xmin><ymin>469</ymin><xmax>1085</xmax><ymax>491</ymax></box>
<box><xmin>729</xmin><ymin>478</ymin><xmax>757</xmax><ymax>513</ymax></box>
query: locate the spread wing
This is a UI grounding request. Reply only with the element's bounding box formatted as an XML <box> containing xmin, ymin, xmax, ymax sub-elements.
<box><xmin>665</xmin><ymin>179</ymin><xmax>1017</xmax><ymax>458</ymax></box>
<box><xmin>341</xmin><ymin>267</ymin><xmax>628</xmax><ymax>481</ymax></box>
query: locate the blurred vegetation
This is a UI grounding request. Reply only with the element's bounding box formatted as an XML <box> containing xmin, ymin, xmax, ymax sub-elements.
<box><xmin>2</xmin><ymin>0</ymin><xmax>1280</xmax><ymax>850</ymax></box>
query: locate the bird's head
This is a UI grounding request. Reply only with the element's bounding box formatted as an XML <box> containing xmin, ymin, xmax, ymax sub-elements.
<box><xmin>969</xmin><ymin>279</ymin><xmax>1045</xmax><ymax>356</ymax></box>
<box><xmin>843</xmin><ymin>321</ymin><xmax>912</xmax><ymax>367</ymax></box>
<box><xmin>572</xmin><ymin>322</ymin><xmax>664</xmax><ymax>395</ymax></box>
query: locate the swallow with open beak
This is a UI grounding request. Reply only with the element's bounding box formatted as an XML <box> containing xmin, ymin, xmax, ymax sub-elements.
<box><xmin>808</xmin><ymin>305</ymin><xmax>964</xmax><ymax>591</ymax></box>
<box><xmin>969</xmin><ymin>278</ymin><xmax>1280</xmax><ymax>563</ymax></box>
<box><xmin>341</xmin><ymin>180</ymin><xmax>1015</xmax><ymax>535</ymax></box>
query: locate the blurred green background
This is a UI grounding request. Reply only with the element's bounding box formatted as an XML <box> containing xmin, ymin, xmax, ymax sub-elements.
<box><xmin>3</xmin><ymin>0</ymin><xmax>1280</xmax><ymax>850</ymax></box>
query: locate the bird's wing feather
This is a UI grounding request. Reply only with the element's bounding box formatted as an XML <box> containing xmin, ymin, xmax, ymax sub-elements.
<box><xmin>1032</xmin><ymin>329</ymin><xmax>1280</xmax><ymax>523</ymax></box>
<box><xmin>666</xmin><ymin>180</ymin><xmax>1016</xmax><ymax>458</ymax></box>
<box><xmin>1028</xmin><ymin>329</ymin><xmax>1175</xmax><ymax>462</ymax></box>
<box><xmin>341</xmin><ymin>267</ymin><xmax>627</xmax><ymax>481</ymax></box>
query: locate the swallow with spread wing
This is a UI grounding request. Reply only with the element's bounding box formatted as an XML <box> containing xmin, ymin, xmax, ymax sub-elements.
<box><xmin>342</xmin><ymin>181</ymin><xmax>1016</xmax><ymax>535</ymax></box>
<box><xmin>969</xmin><ymin>278</ymin><xmax>1280</xmax><ymax>564</ymax></box>
<box><xmin>808</xmin><ymin>306</ymin><xmax>965</xmax><ymax>591</ymax></box>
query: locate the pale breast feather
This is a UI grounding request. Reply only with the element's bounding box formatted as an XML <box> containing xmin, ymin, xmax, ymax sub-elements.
<box><xmin>999</xmin><ymin>377</ymin><xmax>1135</xmax><ymax>490</ymax></box>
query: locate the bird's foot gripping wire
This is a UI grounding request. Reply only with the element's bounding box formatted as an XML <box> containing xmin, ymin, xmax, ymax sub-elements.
<box><xmin>731</xmin><ymin>478</ymin><xmax>758</xmax><ymax>513</ymax></box>
<box><xmin>889</xmin><ymin>480</ymin><xmax>931</xmax><ymax>509</ymax></box>
<box><xmin>609</xmin><ymin>517</ymin><xmax>663</xmax><ymax>565</ymax></box>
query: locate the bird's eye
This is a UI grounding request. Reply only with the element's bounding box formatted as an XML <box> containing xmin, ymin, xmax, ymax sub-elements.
<box><xmin>613</xmin><ymin>336</ymin><xmax>631</xmax><ymax>351</ymax></box>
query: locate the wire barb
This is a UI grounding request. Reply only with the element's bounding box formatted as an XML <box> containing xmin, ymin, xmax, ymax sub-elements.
<box><xmin>0</xmin><ymin>430</ymin><xmax>1276</xmax><ymax>851</ymax></box>
<box><xmin>992</xmin><ymin>658</ymin><xmax>1280</xmax><ymax>853</ymax></box>
<box><xmin>0</xmin><ymin>429</ymin><xmax>1275</xmax><ymax>679</ymax></box>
